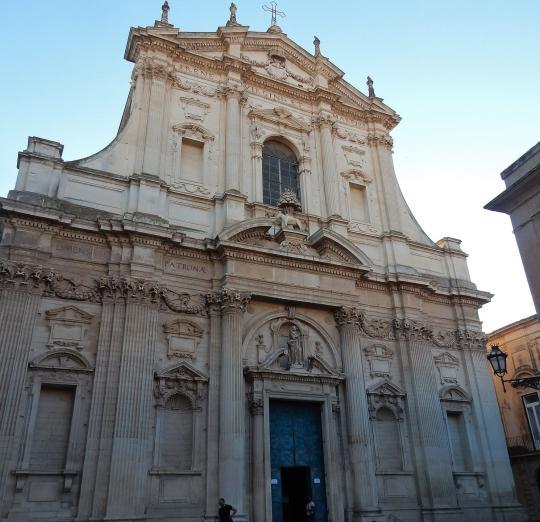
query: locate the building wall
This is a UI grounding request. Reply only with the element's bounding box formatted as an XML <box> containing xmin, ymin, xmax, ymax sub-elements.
<box><xmin>485</xmin><ymin>142</ymin><xmax>540</xmax><ymax>316</ymax></box>
<box><xmin>0</xmin><ymin>11</ymin><xmax>523</xmax><ymax>522</ymax></box>
<box><xmin>489</xmin><ymin>316</ymin><xmax>540</xmax><ymax>521</ymax></box>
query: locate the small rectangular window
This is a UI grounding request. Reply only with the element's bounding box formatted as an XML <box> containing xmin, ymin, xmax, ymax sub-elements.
<box><xmin>180</xmin><ymin>138</ymin><xmax>204</xmax><ymax>183</ymax></box>
<box><xmin>349</xmin><ymin>184</ymin><xmax>369</xmax><ymax>222</ymax></box>
<box><xmin>523</xmin><ymin>393</ymin><xmax>540</xmax><ymax>450</ymax></box>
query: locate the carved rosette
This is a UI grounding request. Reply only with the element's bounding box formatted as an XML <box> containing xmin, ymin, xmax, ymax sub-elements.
<box><xmin>205</xmin><ymin>288</ymin><xmax>251</xmax><ymax>314</ymax></box>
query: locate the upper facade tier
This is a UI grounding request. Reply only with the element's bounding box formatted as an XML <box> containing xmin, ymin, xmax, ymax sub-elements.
<box><xmin>7</xmin><ymin>9</ymin><xmax>488</xmax><ymax>301</ymax></box>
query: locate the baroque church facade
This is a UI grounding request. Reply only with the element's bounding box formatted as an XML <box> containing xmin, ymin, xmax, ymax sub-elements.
<box><xmin>0</xmin><ymin>4</ymin><xmax>523</xmax><ymax>522</ymax></box>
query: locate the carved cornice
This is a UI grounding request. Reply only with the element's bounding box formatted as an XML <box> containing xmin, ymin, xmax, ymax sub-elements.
<box><xmin>205</xmin><ymin>288</ymin><xmax>251</xmax><ymax>313</ymax></box>
<box><xmin>244</xmin><ymin>366</ymin><xmax>344</xmax><ymax>385</ymax></box>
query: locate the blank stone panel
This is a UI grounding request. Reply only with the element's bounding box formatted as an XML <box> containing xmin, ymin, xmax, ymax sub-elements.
<box><xmin>159</xmin><ymin>395</ymin><xmax>193</xmax><ymax>470</ymax></box>
<box><xmin>349</xmin><ymin>183</ymin><xmax>369</xmax><ymax>222</ymax></box>
<box><xmin>447</xmin><ymin>411</ymin><xmax>470</xmax><ymax>471</ymax></box>
<box><xmin>29</xmin><ymin>385</ymin><xmax>75</xmax><ymax>471</ymax></box>
<box><xmin>180</xmin><ymin>138</ymin><xmax>204</xmax><ymax>183</ymax></box>
<box><xmin>374</xmin><ymin>408</ymin><xmax>402</xmax><ymax>471</ymax></box>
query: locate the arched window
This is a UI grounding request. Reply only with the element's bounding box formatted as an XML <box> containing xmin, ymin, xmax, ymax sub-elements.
<box><xmin>262</xmin><ymin>139</ymin><xmax>300</xmax><ymax>207</ymax></box>
<box><xmin>374</xmin><ymin>407</ymin><xmax>403</xmax><ymax>471</ymax></box>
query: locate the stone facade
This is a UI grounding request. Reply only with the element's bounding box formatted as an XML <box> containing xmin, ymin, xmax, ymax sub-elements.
<box><xmin>488</xmin><ymin>315</ymin><xmax>540</xmax><ymax>521</ymax></box>
<box><xmin>0</xmin><ymin>6</ymin><xmax>523</xmax><ymax>522</ymax></box>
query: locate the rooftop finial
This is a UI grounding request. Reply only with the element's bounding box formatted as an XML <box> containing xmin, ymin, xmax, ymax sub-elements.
<box><xmin>263</xmin><ymin>1</ymin><xmax>286</xmax><ymax>32</ymax></box>
<box><xmin>367</xmin><ymin>76</ymin><xmax>375</xmax><ymax>97</ymax></box>
<box><xmin>226</xmin><ymin>3</ymin><xmax>240</xmax><ymax>26</ymax></box>
<box><xmin>161</xmin><ymin>1</ymin><xmax>170</xmax><ymax>24</ymax></box>
<box><xmin>313</xmin><ymin>36</ymin><xmax>321</xmax><ymax>57</ymax></box>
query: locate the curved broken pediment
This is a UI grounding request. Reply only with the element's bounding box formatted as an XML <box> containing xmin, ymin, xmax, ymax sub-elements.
<box><xmin>30</xmin><ymin>349</ymin><xmax>93</xmax><ymax>372</ymax></box>
<box><xmin>217</xmin><ymin>219</ymin><xmax>372</xmax><ymax>274</ymax></box>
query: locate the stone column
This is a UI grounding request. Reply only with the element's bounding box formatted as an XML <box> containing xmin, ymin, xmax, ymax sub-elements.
<box><xmin>214</xmin><ymin>288</ymin><xmax>251</xmax><ymax>520</ymax></box>
<box><xmin>105</xmin><ymin>283</ymin><xmax>159</xmax><ymax>518</ymax></box>
<box><xmin>317</xmin><ymin>114</ymin><xmax>341</xmax><ymax>217</ymax></box>
<box><xmin>250</xmin><ymin>395</ymin><xmax>265</xmax><ymax>522</ymax></box>
<box><xmin>204</xmin><ymin>297</ymin><xmax>222</xmax><ymax>518</ymax></box>
<box><xmin>0</xmin><ymin>276</ymin><xmax>41</xmax><ymax>516</ymax></box>
<box><xmin>335</xmin><ymin>307</ymin><xmax>379</xmax><ymax>515</ymax></box>
<box><xmin>394</xmin><ymin>320</ymin><xmax>456</xmax><ymax>510</ymax></box>
<box><xmin>225</xmin><ymin>88</ymin><xmax>243</xmax><ymax>193</ymax></box>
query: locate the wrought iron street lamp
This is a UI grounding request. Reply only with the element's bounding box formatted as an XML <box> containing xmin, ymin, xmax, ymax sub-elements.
<box><xmin>487</xmin><ymin>345</ymin><xmax>540</xmax><ymax>392</ymax></box>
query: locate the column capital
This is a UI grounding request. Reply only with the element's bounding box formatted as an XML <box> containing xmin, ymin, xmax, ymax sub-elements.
<box><xmin>313</xmin><ymin>112</ymin><xmax>336</xmax><ymax>129</ymax></box>
<box><xmin>334</xmin><ymin>306</ymin><xmax>363</xmax><ymax>328</ymax></box>
<box><xmin>367</xmin><ymin>132</ymin><xmax>393</xmax><ymax>151</ymax></box>
<box><xmin>205</xmin><ymin>288</ymin><xmax>251</xmax><ymax>314</ymax></box>
<box><xmin>218</xmin><ymin>82</ymin><xmax>246</xmax><ymax>102</ymax></box>
<box><xmin>249</xmin><ymin>395</ymin><xmax>264</xmax><ymax>416</ymax></box>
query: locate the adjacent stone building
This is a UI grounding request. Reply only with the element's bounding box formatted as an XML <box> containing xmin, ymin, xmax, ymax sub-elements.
<box><xmin>488</xmin><ymin>316</ymin><xmax>540</xmax><ymax>521</ymax></box>
<box><xmin>485</xmin><ymin>141</ymin><xmax>540</xmax><ymax>316</ymax></box>
<box><xmin>0</xmin><ymin>5</ymin><xmax>523</xmax><ymax>522</ymax></box>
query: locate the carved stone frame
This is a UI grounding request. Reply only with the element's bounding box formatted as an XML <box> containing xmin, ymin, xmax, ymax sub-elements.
<box><xmin>152</xmin><ymin>362</ymin><xmax>208</xmax><ymax>475</ymax></box>
<box><xmin>15</xmin><ymin>351</ymin><xmax>94</xmax><ymax>497</ymax></box>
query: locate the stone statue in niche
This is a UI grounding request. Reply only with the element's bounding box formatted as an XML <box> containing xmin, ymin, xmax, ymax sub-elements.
<box><xmin>287</xmin><ymin>324</ymin><xmax>304</xmax><ymax>366</ymax></box>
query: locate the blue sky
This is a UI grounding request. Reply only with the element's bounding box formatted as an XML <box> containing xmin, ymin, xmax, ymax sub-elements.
<box><xmin>0</xmin><ymin>1</ymin><xmax>538</xmax><ymax>332</ymax></box>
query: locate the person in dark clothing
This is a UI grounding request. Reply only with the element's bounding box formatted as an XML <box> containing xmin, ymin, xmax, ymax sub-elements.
<box><xmin>305</xmin><ymin>496</ymin><xmax>315</xmax><ymax>522</ymax></box>
<box><xmin>217</xmin><ymin>497</ymin><xmax>237</xmax><ymax>522</ymax></box>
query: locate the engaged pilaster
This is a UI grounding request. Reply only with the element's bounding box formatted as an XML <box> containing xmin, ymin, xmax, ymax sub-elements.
<box><xmin>0</xmin><ymin>267</ymin><xmax>42</xmax><ymax>516</ymax></box>
<box><xmin>394</xmin><ymin>319</ymin><xmax>457</xmax><ymax>509</ymax></box>
<box><xmin>104</xmin><ymin>279</ymin><xmax>160</xmax><ymax>518</ymax></box>
<box><xmin>334</xmin><ymin>307</ymin><xmax>379</xmax><ymax>515</ymax></box>
<box><xmin>208</xmin><ymin>288</ymin><xmax>251</xmax><ymax>520</ymax></box>
<box><xmin>316</xmin><ymin>113</ymin><xmax>341</xmax><ymax>218</ymax></box>
<box><xmin>223</xmin><ymin>85</ymin><xmax>246</xmax><ymax>193</ymax></box>
<box><xmin>250</xmin><ymin>395</ymin><xmax>265</xmax><ymax>522</ymax></box>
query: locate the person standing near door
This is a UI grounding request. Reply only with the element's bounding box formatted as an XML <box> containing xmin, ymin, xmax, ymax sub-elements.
<box><xmin>217</xmin><ymin>498</ymin><xmax>237</xmax><ymax>521</ymax></box>
<box><xmin>305</xmin><ymin>496</ymin><xmax>315</xmax><ymax>522</ymax></box>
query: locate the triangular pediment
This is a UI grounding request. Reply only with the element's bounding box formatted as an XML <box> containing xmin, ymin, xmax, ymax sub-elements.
<box><xmin>156</xmin><ymin>361</ymin><xmax>208</xmax><ymax>382</ymax></box>
<box><xmin>45</xmin><ymin>305</ymin><xmax>93</xmax><ymax>323</ymax></box>
<box><xmin>367</xmin><ymin>379</ymin><xmax>406</xmax><ymax>397</ymax></box>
